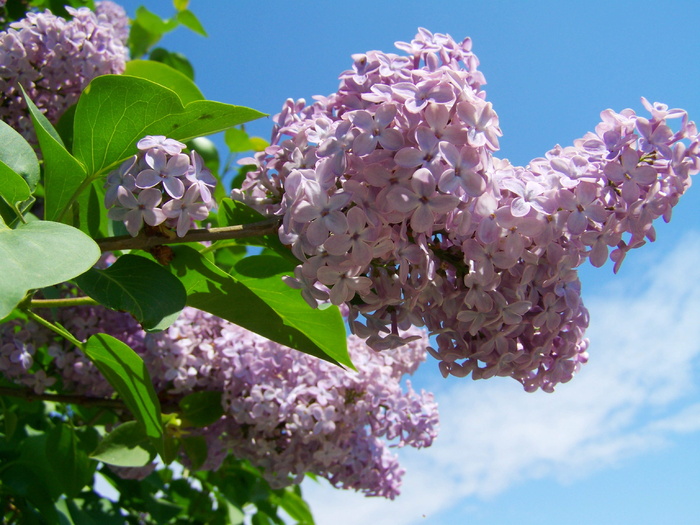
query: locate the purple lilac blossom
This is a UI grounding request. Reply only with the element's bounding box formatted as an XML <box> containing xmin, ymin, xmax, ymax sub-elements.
<box><xmin>233</xmin><ymin>28</ymin><xmax>700</xmax><ymax>393</ymax></box>
<box><xmin>0</xmin><ymin>4</ymin><xmax>128</xmax><ymax>139</ymax></box>
<box><xmin>0</xmin><ymin>305</ymin><xmax>438</xmax><ymax>499</ymax></box>
<box><xmin>94</xmin><ymin>1</ymin><xmax>130</xmax><ymax>45</ymax></box>
<box><xmin>104</xmin><ymin>137</ymin><xmax>215</xmax><ymax>237</ymax></box>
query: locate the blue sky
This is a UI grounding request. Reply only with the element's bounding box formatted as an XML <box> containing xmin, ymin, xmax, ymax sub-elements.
<box><xmin>117</xmin><ymin>1</ymin><xmax>700</xmax><ymax>523</ymax></box>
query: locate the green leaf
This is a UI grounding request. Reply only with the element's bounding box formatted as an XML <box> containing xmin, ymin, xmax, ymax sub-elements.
<box><xmin>73</xmin><ymin>178</ymin><xmax>110</xmax><ymax>238</ymax></box>
<box><xmin>224</xmin><ymin>500</ymin><xmax>246</xmax><ymax>525</ymax></box>
<box><xmin>219</xmin><ymin>199</ymin><xmax>298</xmax><ymax>266</ymax></box>
<box><xmin>181</xmin><ymin>436</ymin><xmax>207</xmax><ymax>470</ymax></box>
<box><xmin>274</xmin><ymin>488</ymin><xmax>315</xmax><ymax>525</ymax></box>
<box><xmin>128</xmin><ymin>19</ymin><xmax>162</xmax><ymax>59</ymax></box>
<box><xmin>46</xmin><ymin>424</ymin><xmax>94</xmax><ymax>498</ymax></box>
<box><xmin>84</xmin><ymin>334</ymin><xmax>164</xmax><ymax>448</ymax></box>
<box><xmin>90</xmin><ymin>421</ymin><xmax>155</xmax><ymax>467</ymax></box>
<box><xmin>21</xmin><ymin>86</ymin><xmax>88</xmax><ymax>222</ymax></box>
<box><xmin>73</xmin><ymin>75</ymin><xmax>265</xmax><ymax>176</ymax></box>
<box><xmin>165</xmin><ymin>246</ymin><xmax>351</xmax><ymax>367</ymax></box>
<box><xmin>149</xmin><ymin>47</ymin><xmax>195</xmax><ymax>80</ymax></box>
<box><xmin>75</xmin><ymin>254</ymin><xmax>187</xmax><ymax>331</ymax></box>
<box><xmin>230</xmin><ymin>255</ymin><xmax>352</xmax><ymax>368</ymax></box>
<box><xmin>134</xmin><ymin>6</ymin><xmax>179</xmax><ymax>35</ymax></box>
<box><xmin>0</xmin><ymin>220</ymin><xmax>101</xmax><ymax>320</ymax></box>
<box><xmin>224</xmin><ymin>127</ymin><xmax>254</xmax><ymax>153</ymax></box>
<box><xmin>173</xmin><ymin>0</ymin><xmax>189</xmax><ymax>11</ymax></box>
<box><xmin>0</xmin><ymin>119</ymin><xmax>40</xmax><ymax>191</ymax></box>
<box><xmin>178</xmin><ymin>391</ymin><xmax>224</xmax><ymax>427</ymax></box>
<box><xmin>124</xmin><ymin>60</ymin><xmax>204</xmax><ymax>105</ymax></box>
<box><xmin>0</xmin><ymin>162</ymin><xmax>32</xmax><ymax>219</ymax></box>
<box><xmin>175</xmin><ymin>9</ymin><xmax>207</xmax><ymax>36</ymax></box>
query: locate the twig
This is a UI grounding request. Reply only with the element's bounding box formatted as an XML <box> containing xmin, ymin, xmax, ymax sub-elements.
<box><xmin>95</xmin><ymin>218</ymin><xmax>280</xmax><ymax>253</ymax></box>
<box><xmin>30</xmin><ymin>297</ymin><xmax>99</xmax><ymax>308</ymax></box>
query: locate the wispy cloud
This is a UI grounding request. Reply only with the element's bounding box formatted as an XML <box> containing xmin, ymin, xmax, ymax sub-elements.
<box><xmin>303</xmin><ymin>232</ymin><xmax>700</xmax><ymax>524</ymax></box>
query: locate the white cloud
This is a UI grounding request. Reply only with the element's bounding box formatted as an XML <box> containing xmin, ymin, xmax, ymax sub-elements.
<box><xmin>303</xmin><ymin>232</ymin><xmax>700</xmax><ymax>525</ymax></box>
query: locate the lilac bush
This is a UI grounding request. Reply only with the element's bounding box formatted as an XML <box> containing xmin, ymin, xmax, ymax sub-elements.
<box><xmin>0</xmin><ymin>304</ymin><xmax>437</xmax><ymax>498</ymax></box>
<box><xmin>0</xmin><ymin>2</ymin><xmax>128</xmax><ymax>138</ymax></box>
<box><xmin>234</xmin><ymin>28</ymin><xmax>700</xmax><ymax>393</ymax></box>
<box><xmin>105</xmin><ymin>135</ymin><xmax>216</xmax><ymax>237</ymax></box>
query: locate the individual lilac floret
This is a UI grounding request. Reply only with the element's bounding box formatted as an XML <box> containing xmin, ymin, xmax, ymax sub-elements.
<box><xmin>0</xmin><ymin>304</ymin><xmax>438</xmax><ymax>499</ymax></box>
<box><xmin>0</xmin><ymin>5</ymin><xmax>128</xmax><ymax>139</ymax></box>
<box><xmin>234</xmin><ymin>28</ymin><xmax>700</xmax><ymax>392</ymax></box>
<box><xmin>105</xmin><ymin>136</ymin><xmax>216</xmax><ymax>237</ymax></box>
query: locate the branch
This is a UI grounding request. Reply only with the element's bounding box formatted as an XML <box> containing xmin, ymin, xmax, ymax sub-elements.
<box><xmin>95</xmin><ymin>218</ymin><xmax>280</xmax><ymax>252</ymax></box>
<box><xmin>0</xmin><ymin>386</ymin><xmax>124</xmax><ymax>409</ymax></box>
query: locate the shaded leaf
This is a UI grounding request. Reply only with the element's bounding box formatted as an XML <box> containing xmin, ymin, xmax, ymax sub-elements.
<box><xmin>90</xmin><ymin>420</ymin><xmax>155</xmax><ymax>467</ymax></box>
<box><xmin>181</xmin><ymin>436</ymin><xmax>207</xmax><ymax>470</ymax></box>
<box><xmin>179</xmin><ymin>390</ymin><xmax>223</xmax><ymax>427</ymax></box>
<box><xmin>75</xmin><ymin>254</ymin><xmax>187</xmax><ymax>331</ymax></box>
<box><xmin>73</xmin><ymin>75</ymin><xmax>265</xmax><ymax>176</ymax></box>
<box><xmin>0</xmin><ymin>219</ymin><xmax>101</xmax><ymax>319</ymax></box>
<box><xmin>149</xmin><ymin>47</ymin><xmax>195</xmax><ymax>80</ymax></box>
<box><xmin>47</xmin><ymin>424</ymin><xmax>94</xmax><ymax>498</ymax></box>
<box><xmin>84</xmin><ymin>334</ymin><xmax>164</xmax><ymax>448</ymax></box>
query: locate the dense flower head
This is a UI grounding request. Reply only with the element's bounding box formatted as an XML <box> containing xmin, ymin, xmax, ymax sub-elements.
<box><xmin>94</xmin><ymin>1</ymin><xmax>130</xmax><ymax>45</ymax></box>
<box><xmin>0</xmin><ymin>2</ymin><xmax>128</xmax><ymax>138</ymax></box>
<box><xmin>105</xmin><ymin>136</ymin><xmax>216</xmax><ymax>237</ymax></box>
<box><xmin>0</xmin><ymin>305</ymin><xmax>437</xmax><ymax>499</ymax></box>
<box><xmin>233</xmin><ymin>28</ymin><xmax>700</xmax><ymax>392</ymax></box>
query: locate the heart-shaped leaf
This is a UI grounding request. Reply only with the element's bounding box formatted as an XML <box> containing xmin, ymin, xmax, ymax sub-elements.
<box><xmin>73</xmin><ymin>75</ymin><xmax>265</xmax><ymax>176</ymax></box>
<box><xmin>90</xmin><ymin>421</ymin><xmax>155</xmax><ymax>467</ymax></box>
<box><xmin>0</xmin><ymin>220</ymin><xmax>101</xmax><ymax>319</ymax></box>
<box><xmin>75</xmin><ymin>254</ymin><xmax>187</xmax><ymax>331</ymax></box>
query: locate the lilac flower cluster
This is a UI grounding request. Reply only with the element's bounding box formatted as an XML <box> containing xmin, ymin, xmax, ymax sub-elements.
<box><xmin>234</xmin><ymin>28</ymin><xmax>700</xmax><ymax>392</ymax></box>
<box><xmin>0</xmin><ymin>305</ymin><xmax>437</xmax><ymax>498</ymax></box>
<box><xmin>105</xmin><ymin>136</ymin><xmax>216</xmax><ymax>237</ymax></box>
<box><xmin>0</xmin><ymin>2</ymin><xmax>128</xmax><ymax>138</ymax></box>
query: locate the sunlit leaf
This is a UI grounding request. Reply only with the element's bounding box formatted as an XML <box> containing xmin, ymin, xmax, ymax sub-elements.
<box><xmin>175</xmin><ymin>9</ymin><xmax>207</xmax><ymax>36</ymax></box>
<box><xmin>21</xmin><ymin>85</ymin><xmax>88</xmax><ymax>222</ymax></box>
<box><xmin>164</xmin><ymin>246</ymin><xmax>351</xmax><ymax>368</ymax></box>
<box><xmin>84</xmin><ymin>334</ymin><xmax>164</xmax><ymax>450</ymax></box>
<box><xmin>73</xmin><ymin>75</ymin><xmax>265</xmax><ymax>176</ymax></box>
<box><xmin>0</xmin><ymin>219</ymin><xmax>100</xmax><ymax>319</ymax></box>
<box><xmin>124</xmin><ymin>60</ymin><xmax>204</xmax><ymax>105</ymax></box>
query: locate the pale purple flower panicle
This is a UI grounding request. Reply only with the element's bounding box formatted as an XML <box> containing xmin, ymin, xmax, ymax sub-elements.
<box><xmin>0</xmin><ymin>4</ymin><xmax>128</xmax><ymax>139</ymax></box>
<box><xmin>94</xmin><ymin>1</ymin><xmax>130</xmax><ymax>45</ymax></box>
<box><xmin>234</xmin><ymin>28</ymin><xmax>700</xmax><ymax>392</ymax></box>
<box><xmin>104</xmin><ymin>136</ymin><xmax>215</xmax><ymax>237</ymax></box>
<box><xmin>0</xmin><ymin>305</ymin><xmax>438</xmax><ymax>499</ymax></box>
